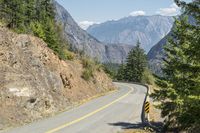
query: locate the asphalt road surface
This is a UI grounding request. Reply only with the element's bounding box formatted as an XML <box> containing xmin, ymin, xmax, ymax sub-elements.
<box><xmin>1</xmin><ymin>82</ymin><xmax>147</xmax><ymax>133</ymax></box>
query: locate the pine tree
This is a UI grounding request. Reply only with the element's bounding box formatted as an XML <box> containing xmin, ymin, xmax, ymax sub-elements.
<box><xmin>30</xmin><ymin>21</ymin><xmax>46</xmax><ymax>40</ymax></box>
<box><xmin>116</xmin><ymin>63</ymin><xmax>126</xmax><ymax>81</ymax></box>
<box><xmin>44</xmin><ymin>19</ymin><xmax>59</xmax><ymax>51</ymax></box>
<box><xmin>152</xmin><ymin>0</ymin><xmax>200</xmax><ymax>131</ymax></box>
<box><xmin>24</xmin><ymin>0</ymin><xmax>36</xmax><ymax>26</ymax></box>
<box><xmin>5</xmin><ymin>0</ymin><xmax>25</xmax><ymax>30</ymax></box>
<box><xmin>0</xmin><ymin>0</ymin><xmax>4</xmax><ymax>19</ymax></box>
<box><xmin>125</xmin><ymin>41</ymin><xmax>147</xmax><ymax>82</ymax></box>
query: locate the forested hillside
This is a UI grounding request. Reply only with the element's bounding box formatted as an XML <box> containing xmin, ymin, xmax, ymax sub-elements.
<box><xmin>0</xmin><ymin>0</ymin><xmax>68</xmax><ymax>60</ymax></box>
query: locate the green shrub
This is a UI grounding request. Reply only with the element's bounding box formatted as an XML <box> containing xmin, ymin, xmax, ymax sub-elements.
<box><xmin>82</xmin><ymin>69</ymin><xmax>93</xmax><ymax>81</ymax></box>
<box><xmin>141</xmin><ymin>68</ymin><xmax>155</xmax><ymax>85</ymax></box>
<box><xmin>63</xmin><ymin>49</ymin><xmax>75</xmax><ymax>60</ymax></box>
<box><xmin>81</xmin><ymin>57</ymin><xmax>93</xmax><ymax>68</ymax></box>
<box><xmin>30</xmin><ymin>21</ymin><xmax>46</xmax><ymax>40</ymax></box>
<box><xmin>103</xmin><ymin>63</ymin><xmax>119</xmax><ymax>79</ymax></box>
<box><xmin>96</xmin><ymin>64</ymin><xmax>103</xmax><ymax>72</ymax></box>
<box><xmin>81</xmin><ymin>57</ymin><xmax>98</xmax><ymax>81</ymax></box>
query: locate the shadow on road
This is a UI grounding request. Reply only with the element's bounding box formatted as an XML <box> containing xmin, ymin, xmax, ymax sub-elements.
<box><xmin>108</xmin><ymin>121</ymin><xmax>164</xmax><ymax>132</ymax></box>
<box><xmin>108</xmin><ymin>122</ymin><xmax>144</xmax><ymax>129</ymax></box>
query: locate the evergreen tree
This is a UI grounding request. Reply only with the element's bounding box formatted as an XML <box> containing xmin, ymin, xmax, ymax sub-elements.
<box><xmin>0</xmin><ymin>0</ymin><xmax>4</xmax><ymax>19</ymax></box>
<box><xmin>152</xmin><ymin>0</ymin><xmax>200</xmax><ymax>132</ymax></box>
<box><xmin>3</xmin><ymin>0</ymin><xmax>25</xmax><ymax>30</ymax></box>
<box><xmin>116</xmin><ymin>63</ymin><xmax>126</xmax><ymax>81</ymax></box>
<box><xmin>125</xmin><ymin>41</ymin><xmax>147</xmax><ymax>82</ymax></box>
<box><xmin>44</xmin><ymin>19</ymin><xmax>59</xmax><ymax>52</ymax></box>
<box><xmin>25</xmin><ymin>0</ymin><xmax>36</xmax><ymax>25</ymax></box>
<box><xmin>30</xmin><ymin>21</ymin><xmax>46</xmax><ymax>40</ymax></box>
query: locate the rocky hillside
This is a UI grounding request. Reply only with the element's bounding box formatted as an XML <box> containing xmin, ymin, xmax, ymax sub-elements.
<box><xmin>0</xmin><ymin>27</ymin><xmax>115</xmax><ymax>130</ymax></box>
<box><xmin>54</xmin><ymin>1</ymin><xmax>132</xmax><ymax>64</ymax></box>
<box><xmin>87</xmin><ymin>15</ymin><xmax>175</xmax><ymax>52</ymax></box>
<box><xmin>147</xmin><ymin>32</ymin><xmax>171</xmax><ymax>75</ymax></box>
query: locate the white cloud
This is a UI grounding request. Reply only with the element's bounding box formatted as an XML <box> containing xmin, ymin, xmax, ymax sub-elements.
<box><xmin>171</xmin><ymin>3</ymin><xmax>179</xmax><ymax>9</ymax></box>
<box><xmin>78</xmin><ymin>21</ymin><xmax>98</xmax><ymax>30</ymax></box>
<box><xmin>156</xmin><ymin>3</ymin><xmax>180</xmax><ymax>16</ymax></box>
<box><xmin>129</xmin><ymin>11</ymin><xmax>146</xmax><ymax>16</ymax></box>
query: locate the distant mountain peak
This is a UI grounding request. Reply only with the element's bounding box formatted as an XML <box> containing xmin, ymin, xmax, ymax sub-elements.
<box><xmin>87</xmin><ymin>15</ymin><xmax>175</xmax><ymax>52</ymax></box>
<box><xmin>54</xmin><ymin>1</ymin><xmax>133</xmax><ymax>64</ymax></box>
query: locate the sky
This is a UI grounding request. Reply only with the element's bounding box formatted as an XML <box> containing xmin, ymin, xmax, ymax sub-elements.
<box><xmin>56</xmin><ymin>0</ymin><xmax>192</xmax><ymax>29</ymax></box>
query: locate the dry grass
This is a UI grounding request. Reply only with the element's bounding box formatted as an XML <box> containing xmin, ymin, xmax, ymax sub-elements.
<box><xmin>148</xmin><ymin>85</ymin><xmax>163</xmax><ymax>122</ymax></box>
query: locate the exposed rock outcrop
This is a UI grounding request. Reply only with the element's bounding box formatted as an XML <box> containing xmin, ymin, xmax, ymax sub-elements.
<box><xmin>0</xmin><ymin>27</ymin><xmax>114</xmax><ymax>130</ymax></box>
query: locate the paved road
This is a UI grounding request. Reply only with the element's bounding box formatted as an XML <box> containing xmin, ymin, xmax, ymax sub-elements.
<box><xmin>1</xmin><ymin>83</ymin><xmax>147</xmax><ymax>133</ymax></box>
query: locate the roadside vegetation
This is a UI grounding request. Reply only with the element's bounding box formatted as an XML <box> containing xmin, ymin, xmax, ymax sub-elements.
<box><xmin>81</xmin><ymin>56</ymin><xmax>104</xmax><ymax>81</ymax></box>
<box><xmin>102</xmin><ymin>63</ymin><xmax>120</xmax><ymax>79</ymax></box>
<box><xmin>151</xmin><ymin>0</ymin><xmax>200</xmax><ymax>132</ymax></box>
<box><xmin>116</xmin><ymin>41</ymin><xmax>147</xmax><ymax>83</ymax></box>
<box><xmin>81</xmin><ymin>57</ymin><xmax>95</xmax><ymax>81</ymax></box>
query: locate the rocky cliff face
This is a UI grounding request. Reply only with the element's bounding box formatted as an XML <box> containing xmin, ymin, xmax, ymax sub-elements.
<box><xmin>0</xmin><ymin>27</ymin><xmax>114</xmax><ymax>130</ymax></box>
<box><xmin>87</xmin><ymin>15</ymin><xmax>175</xmax><ymax>52</ymax></box>
<box><xmin>54</xmin><ymin>1</ymin><xmax>132</xmax><ymax>64</ymax></box>
<box><xmin>54</xmin><ymin>1</ymin><xmax>108</xmax><ymax>62</ymax></box>
<box><xmin>105</xmin><ymin>44</ymin><xmax>133</xmax><ymax>63</ymax></box>
<box><xmin>147</xmin><ymin>32</ymin><xmax>171</xmax><ymax>75</ymax></box>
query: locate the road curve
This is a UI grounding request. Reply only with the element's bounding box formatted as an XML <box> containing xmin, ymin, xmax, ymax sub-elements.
<box><xmin>1</xmin><ymin>82</ymin><xmax>147</xmax><ymax>133</ymax></box>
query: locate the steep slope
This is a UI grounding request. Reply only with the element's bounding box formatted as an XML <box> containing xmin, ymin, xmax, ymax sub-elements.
<box><xmin>0</xmin><ymin>27</ymin><xmax>115</xmax><ymax>130</ymax></box>
<box><xmin>54</xmin><ymin>1</ymin><xmax>108</xmax><ymax>62</ymax></box>
<box><xmin>147</xmin><ymin>16</ymin><xmax>196</xmax><ymax>75</ymax></box>
<box><xmin>54</xmin><ymin>1</ymin><xmax>132</xmax><ymax>64</ymax></box>
<box><xmin>105</xmin><ymin>44</ymin><xmax>133</xmax><ymax>63</ymax></box>
<box><xmin>87</xmin><ymin>15</ymin><xmax>175</xmax><ymax>52</ymax></box>
<box><xmin>147</xmin><ymin>32</ymin><xmax>171</xmax><ymax>75</ymax></box>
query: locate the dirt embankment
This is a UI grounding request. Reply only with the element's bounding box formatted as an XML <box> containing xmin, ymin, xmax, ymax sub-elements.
<box><xmin>0</xmin><ymin>27</ymin><xmax>115</xmax><ymax>130</ymax></box>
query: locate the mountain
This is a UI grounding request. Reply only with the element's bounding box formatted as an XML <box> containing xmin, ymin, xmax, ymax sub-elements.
<box><xmin>54</xmin><ymin>1</ymin><xmax>132</xmax><ymax>64</ymax></box>
<box><xmin>87</xmin><ymin>15</ymin><xmax>175</xmax><ymax>52</ymax></box>
<box><xmin>147</xmin><ymin>16</ymin><xmax>196</xmax><ymax>75</ymax></box>
<box><xmin>147</xmin><ymin>32</ymin><xmax>171</xmax><ymax>75</ymax></box>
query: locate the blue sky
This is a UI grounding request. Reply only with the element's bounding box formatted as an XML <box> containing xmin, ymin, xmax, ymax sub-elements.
<box><xmin>56</xmin><ymin>0</ymin><xmax>192</xmax><ymax>29</ymax></box>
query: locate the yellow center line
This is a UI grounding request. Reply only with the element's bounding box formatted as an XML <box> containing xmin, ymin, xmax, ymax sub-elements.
<box><xmin>45</xmin><ymin>84</ymin><xmax>133</xmax><ymax>133</ymax></box>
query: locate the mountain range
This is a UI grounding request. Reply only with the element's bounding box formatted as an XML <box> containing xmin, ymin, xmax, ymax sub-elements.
<box><xmin>87</xmin><ymin>15</ymin><xmax>175</xmax><ymax>52</ymax></box>
<box><xmin>54</xmin><ymin>1</ymin><xmax>133</xmax><ymax>64</ymax></box>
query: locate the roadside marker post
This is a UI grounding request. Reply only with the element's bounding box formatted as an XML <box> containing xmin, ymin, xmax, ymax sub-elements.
<box><xmin>145</xmin><ymin>101</ymin><xmax>150</xmax><ymax>113</ymax></box>
<box><xmin>145</xmin><ymin>101</ymin><xmax>150</xmax><ymax>121</ymax></box>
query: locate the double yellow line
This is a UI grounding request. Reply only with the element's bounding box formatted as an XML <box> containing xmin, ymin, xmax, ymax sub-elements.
<box><xmin>46</xmin><ymin>84</ymin><xmax>133</xmax><ymax>133</ymax></box>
